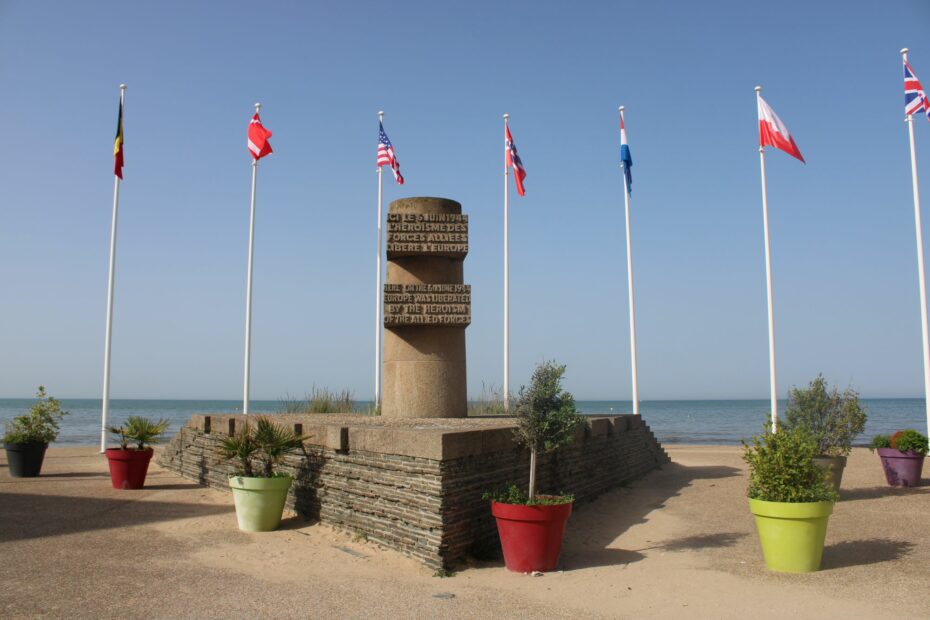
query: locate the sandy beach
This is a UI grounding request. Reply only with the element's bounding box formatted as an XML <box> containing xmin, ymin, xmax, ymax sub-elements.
<box><xmin>1</xmin><ymin>445</ymin><xmax>927</xmax><ymax>619</ymax></box>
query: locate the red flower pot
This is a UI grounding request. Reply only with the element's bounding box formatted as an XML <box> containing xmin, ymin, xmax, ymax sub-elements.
<box><xmin>877</xmin><ymin>448</ymin><xmax>925</xmax><ymax>487</ymax></box>
<box><xmin>105</xmin><ymin>448</ymin><xmax>154</xmax><ymax>489</ymax></box>
<box><xmin>490</xmin><ymin>499</ymin><xmax>572</xmax><ymax>572</ymax></box>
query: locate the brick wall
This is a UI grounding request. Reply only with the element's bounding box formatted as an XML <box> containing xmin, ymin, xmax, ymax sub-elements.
<box><xmin>158</xmin><ymin>414</ymin><xmax>668</xmax><ymax>569</ymax></box>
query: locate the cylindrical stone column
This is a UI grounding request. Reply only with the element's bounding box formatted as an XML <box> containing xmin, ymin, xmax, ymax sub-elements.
<box><xmin>382</xmin><ymin>197</ymin><xmax>470</xmax><ymax>418</ymax></box>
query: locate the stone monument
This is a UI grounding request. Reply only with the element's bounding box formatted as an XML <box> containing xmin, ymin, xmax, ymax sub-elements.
<box><xmin>381</xmin><ymin>197</ymin><xmax>470</xmax><ymax>418</ymax></box>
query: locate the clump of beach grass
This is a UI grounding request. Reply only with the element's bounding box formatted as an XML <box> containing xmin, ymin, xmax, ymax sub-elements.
<box><xmin>467</xmin><ymin>382</ymin><xmax>512</xmax><ymax>416</ymax></box>
<box><xmin>278</xmin><ymin>386</ymin><xmax>355</xmax><ymax>414</ymax></box>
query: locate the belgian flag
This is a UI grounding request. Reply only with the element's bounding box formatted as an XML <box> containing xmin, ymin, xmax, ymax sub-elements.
<box><xmin>113</xmin><ymin>97</ymin><xmax>124</xmax><ymax>179</ymax></box>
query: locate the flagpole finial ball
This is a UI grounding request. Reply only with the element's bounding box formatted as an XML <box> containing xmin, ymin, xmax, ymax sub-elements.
<box><xmin>254</xmin><ymin>102</ymin><xmax>261</xmax><ymax>112</ymax></box>
<box><xmin>119</xmin><ymin>84</ymin><xmax>126</xmax><ymax>91</ymax></box>
<box><xmin>378</xmin><ymin>110</ymin><xmax>384</xmax><ymax>117</ymax></box>
<box><xmin>619</xmin><ymin>105</ymin><xmax>625</xmax><ymax>112</ymax></box>
<box><xmin>503</xmin><ymin>113</ymin><xmax>509</xmax><ymax>120</ymax></box>
<box><xmin>901</xmin><ymin>48</ymin><xmax>909</xmax><ymax>56</ymax></box>
<box><xmin>754</xmin><ymin>86</ymin><xmax>762</xmax><ymax>93</ymax></box>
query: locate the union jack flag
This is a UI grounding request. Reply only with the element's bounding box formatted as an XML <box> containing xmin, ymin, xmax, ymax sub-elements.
<box><xmin>905</xmin><ymin>59</ymin><xmax>930</xmax><ymax>121</ymax></box>
<box><xmin>377</xmin><ymin>122</ymin><xmax>404</xmax><ymax>184</ymax></box>
<box><xmin>505</xmin><ymin>123</ymin><xmax>526</xmax><ymax>196</ymax></box>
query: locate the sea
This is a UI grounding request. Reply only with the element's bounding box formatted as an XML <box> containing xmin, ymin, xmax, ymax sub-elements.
<box><xmin>0</xmin><ymin>398</ymin><xmax>925</xmax><ymax>447</ymax></box>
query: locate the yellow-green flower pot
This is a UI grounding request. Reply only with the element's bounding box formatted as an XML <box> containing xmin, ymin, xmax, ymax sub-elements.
<box><xmin>748</xmin><ymin>498</ymin><xmax>833</xmax><ymax>573</ymax></box>
<box><xmin>229</xmin><ymin>474</ymin><xmax>292</xmax><ymax>532</ymax></box>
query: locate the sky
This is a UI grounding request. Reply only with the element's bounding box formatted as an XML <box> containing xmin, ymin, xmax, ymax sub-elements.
<box><xmin>1</xmin><ymin>1</ymin><xmax>930</xmax><ymax>401</ymax></box>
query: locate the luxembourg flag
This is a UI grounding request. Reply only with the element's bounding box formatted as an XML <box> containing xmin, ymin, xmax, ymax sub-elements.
<box><xmin>757</xmin><ymin>95</ymin><xmax>805</xmax><ymax>163</ymax></box>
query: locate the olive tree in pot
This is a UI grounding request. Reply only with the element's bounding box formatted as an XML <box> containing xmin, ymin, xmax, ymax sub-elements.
<box><xmin>105</xmin><ymin>416</ymin><xmax>170</xmax><ymax>489</ymax></box>
<box><xmin>220</xmin><ymin>417</ymin><xmax>307</xmax><ymax>532</ymax></box>
<box><xmin>483</xmin><ymin>361</ymin><xmax>585</xmax><ymax>573</ymax></box>
<box><xmin>3</xmin><ymin>387</ymin><xmax>69</xmax><ymax>477</ymax></box>
<box><xmin>781</xmin><ymin>375</ymin><xmax>867</xmax><ymax>493</ymax></box>
<box><xmin>869</xmin><ymin>429</ymin><xmax>928</xmax><ymax>487</ymax></box>
<box><xmin>743</xmin><ymin>422</ymin><xmax>838</xmax><ymax>573</ymax></box>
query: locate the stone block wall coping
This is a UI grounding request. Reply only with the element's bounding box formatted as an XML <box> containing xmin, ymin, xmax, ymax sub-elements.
<box><xmin>186</xmin><ymin>413</ymin><xmax>640</xmax><ymax>460</ymax></box>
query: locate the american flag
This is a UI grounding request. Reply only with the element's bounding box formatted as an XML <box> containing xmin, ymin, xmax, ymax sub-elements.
<box><xmin>505</xmin><ymin>123</ymin><xmax>526</xmax><ymax>196</ymax></box>
<box><xmin>377</xmin><ymin>122</ymin><xmax>404</xmax><ymax>184</ymax></box>
<box><xmin>905</xmin><ymin>59</ymin><xmax>930</xmax><ymax>121</ymax></box>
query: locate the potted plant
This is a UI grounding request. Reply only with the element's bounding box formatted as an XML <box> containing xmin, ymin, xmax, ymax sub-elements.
<box><xmin>483</xmin><ymin>361</ymin><xmax>584</xmax><ymax>573</ymax></box>
<box><xmin>105</xmin><ymin>416</ymin><xmax>170</xmax><ymax>489</ymax></box>
<box><xmin>220</xmin><ymin>416</ymin><xmax>306</xmax><ymax>532</ymax></box>
<box><xmin>869</xmin><ymin>429</ymin><xmax>928</xmax><ymax>487</ymax></box>
<box><xmin>781</xmin><ymin>375</ymin><xmax>867</xmax><ymax>493</ymax></box>
<box><xmin>3</xmin><ymin>386</ymin><xmax>69</xmax><ymax>477</ymax></box>
<box><xmin>743</xmin><ymin>422</ymin><xmax>838</xmax><ymax>573</ymax></box>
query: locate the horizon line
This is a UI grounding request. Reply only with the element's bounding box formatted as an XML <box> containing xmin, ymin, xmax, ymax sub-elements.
<box><xmin>0</xmin><ymin>395</ymin><xmax>924</xmax><ymax>402</ymax></box>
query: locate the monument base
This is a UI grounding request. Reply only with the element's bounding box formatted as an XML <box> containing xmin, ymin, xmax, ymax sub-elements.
<box><xmin>159</xmin><ymin>413</ymin><xmax>669</xmax><ymax>569</ymax></box>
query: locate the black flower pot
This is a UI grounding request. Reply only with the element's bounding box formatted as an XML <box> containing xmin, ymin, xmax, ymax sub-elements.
<box><xmin>4</xmin><ymin>442</ymin><xmax>48</xmax><ymax>477</ymax></box>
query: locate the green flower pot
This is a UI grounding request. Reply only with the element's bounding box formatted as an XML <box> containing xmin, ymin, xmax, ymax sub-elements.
<box><xmin>748</xmin><ymin>498</ymin><xmax>833</xmax><ymax>573</ymax></box>
<box><xmin>228</xmin><ymin>474</ymin><xmax>293</xmax><ymax>532</ymax></box>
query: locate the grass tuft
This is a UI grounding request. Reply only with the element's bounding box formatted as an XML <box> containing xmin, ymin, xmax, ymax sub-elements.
<box><xmin>278</xmin><ymin>386</ymin><xmax>355</xmax><ymax>414</ymax></box>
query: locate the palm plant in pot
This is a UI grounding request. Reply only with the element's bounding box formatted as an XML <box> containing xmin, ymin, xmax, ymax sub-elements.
<box><xmin>483</xmin><ymin>361</ymin><xmax>585</xmax><ymax>573</ymax></box>
<box><xmin>869</xmin><ymin>429</ymin><xmax>928</xmax><ymax>487</ymax></box>
<box><xmin>3</xmin><ymin>386</ymin><xmax>69</xmax><ymax>477</ymax></box>
<box><xmin>743</xmin><ymin>422</ymin><xmax>838</xmax><ymax>573</ymax></box>
<box><xmin>220</xmin><ymin>417</ymin><xmax>306</xmax><ymax>532</ymax></box>
<box><xmin>781</xmin><ymin>375</ymin><xmax>867</xmax><ymax>493</ymax></box>
<box><xmin>105</xmin><ymin>416</ymin><xmax>170</xmax><ymax>489</ymax></box>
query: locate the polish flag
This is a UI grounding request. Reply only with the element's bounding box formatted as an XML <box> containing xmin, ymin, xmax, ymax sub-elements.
<box><xmin>757</xmin><ymin>95</ymin><xmax>804</xmax><ymax>163</ymax></box>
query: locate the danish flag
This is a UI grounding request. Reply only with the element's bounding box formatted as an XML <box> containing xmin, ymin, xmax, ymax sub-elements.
<box><xmin>905</xmin><ymin>59</ymin><xmax>930</xmax><ymax>121</ymax></box>
<box><xmin>757</xmin><ymin>95</ymin><xmax>805</xmax><ymax>163</ymax></box>
<box><xmin>247</xmin><ymin>113</ymin><xmax>273</xmax><ymax>160</ymax></box>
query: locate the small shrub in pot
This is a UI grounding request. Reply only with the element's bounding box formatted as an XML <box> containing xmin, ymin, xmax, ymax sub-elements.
<box><xmin>781</xmin><ymin>375</ymin><xmax>866</xmax><ymax>491</ymax></box>
<box><xmin>869</xmin><ymin>429</ymin><xmax>928</xmax><ymax>487</ymax></box>
<box><xmin>3</xmin><ymin>386</ymin><xmax>69</xmax><ymax>477</ymax></box>
<box><xmin>105</xmin><ymin>416</ymin><xmax>170</xmax><ymax>489</ymax></box>
<box><xmin>742</xmin><ymin>422</ymin><xmax>837</xmax><ymax>573</ymax></box>
<box><xmin>484</xmin><ymin>361</ymin><xmax>585</xmax><ymax>572</ymax></box>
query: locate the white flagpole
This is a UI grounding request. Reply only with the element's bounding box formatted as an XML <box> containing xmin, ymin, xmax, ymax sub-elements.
<box><xmin>619</xmin><ymin>106</ymin><xmax>640</xmax><ymax>416</ymax></box>
<box><xmin>243</xmin><ymin>102</ymin><xmax>261</xmax><ymax>416</ymax></box>
<box><xmin>101</xmin><ymin>84</ymin><xmax>126</xmax><ymax>452</ymax></box>
<box><xmin>755</xmin><ymin>86</ymin><xmax>779</xmax><ymax>431</ymax></box>
<box><xmin>503</xmin><ymin>113</ymin><xmax>511</xmax><ymax>412</ymax></box>
<box><xmin>375</xmin><ymin>111</ymin><xmax>385</xmax><ymax>406</ymax></box>
<box><xmin>901</xmin><ymin>48</ymin><xmax>930</xmax><ymax>436</ymax></box>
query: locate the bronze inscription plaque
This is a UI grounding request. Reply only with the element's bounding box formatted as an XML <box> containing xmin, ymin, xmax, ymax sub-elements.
<box><xmin>384</xmin><ymin>284</ymin><xmax>471</xmax><ymax>326</ymax></box>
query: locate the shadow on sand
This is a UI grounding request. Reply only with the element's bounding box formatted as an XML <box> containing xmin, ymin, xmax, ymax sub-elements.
<box><xmin>821</xmin><ymin>538</ymin><xmax>916</xmax><ymax>569</ymax></box>
<box><xmin>840</xmin><ymin>485</ymin><xmax>929</xmax><ymax>501</ymax></box>
<box><xmin>143</xmin><ymin>482</ymin><xmax>205</xmax><ymax>491</ymax></box>
<box><xmin>0</xmin><ymin>492</ymin><xmax>232</xmax><ymax>544</ymax></box>
<box><xmin>560</xmin><ymin>462</ymin><xmax>742</xmax><ymax>570</ymax></box>
<box><xmin>16</xmin><ymin>471</ymin><xmax>111</xmax><ymax>479</ymax></box>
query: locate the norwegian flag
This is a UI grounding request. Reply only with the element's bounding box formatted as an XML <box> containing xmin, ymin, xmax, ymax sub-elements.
<box><xmin>377</xmin><ymin>122</ymin><xmax>404</xmax><ymax>184</ymax></box>
<box><xmin>505</xmin><ymin>123</ymin><xmax>526</xmax><ymax>196</ymax></box>
<box><xmin>247</xmin><ymin>112</ymin><xmax>273</xmax><ymax>160</ymax></box>
<box><xmin>757</xmin><ymin>95</ymin><xmax>805</xmax><ymax>163</ymax></box>
<box><xmin>905</xmin><ymin>59</ymin><xmax>930</xmax><ymax>121</ymax></box>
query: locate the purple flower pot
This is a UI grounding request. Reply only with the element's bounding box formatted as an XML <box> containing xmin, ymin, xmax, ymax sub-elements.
<box><xmin>877</xmin><ymin>448</ymin><xmax>925</xmax><ymax>487</ymax></box>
